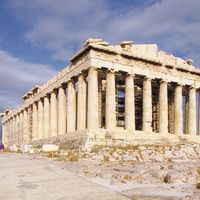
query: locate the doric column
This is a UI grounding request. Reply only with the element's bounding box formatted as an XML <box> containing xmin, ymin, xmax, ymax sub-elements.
<box><xmin>58</xmin><ymin>86</ymin><xmax>67</xmax><ymax>135</ymax></box>
<box><xmin>11</xmin><ymin>118</ymin><xmax>14</xmax><ymax>145</ymax></box>
<box><xmin>50</xmin><ymin>90</ymin><xmax>58</xmax><ymax>137</ymax></box>
<box><xmin>37</xmin><ymin>100</ymin><xmax>44</xmax><ymax>139</ymax></box>
<box><xmin>174</xmin><ymin>84</ymin><xmax>183</xmax><ymax>135</ymax></box>
<box><xmin>87</xmin><ymin>67</ymin><xmax>99</xmax><ymax>131</ymax></box>
<box><xmin>19</xmin><ymin>112</ymin><xmax>23</xmax><ymax>145</ymax></box>
<box><xmin>23</xmin><ymin>109</ymin><xmax>29</xmax><ymax>144</ymax></box>
<box><xmin>106</xmin><ymin>70</ymin><xmax>116</xmax><ymax>130</ymax></box>
<box><xmin>7</xmin><ymin>120</ymin><xmax>10</xmax><ymax>146</ymax></box>
<box><xmin>13</xmin><ymin>116</ymin><xmax>16</xmax><ymax>145</ymax></box>
<box><xmin>198</xmin><ymin>90</ymin><xmax>200</xmax><ymax>135</ymax></box>
<box><xmin>77</xmin><ymin>74</ymin><xmax>86</xmax><ymax>131</ymax></box>
<box><xmin>44</xmin><ymin>95</ymin><xmax>50</xmax><ymax>138</ymax></box>
<box><xmin>16</xmin><ymin>114</ymin><xmax>19</xmax><ymax>145</ymax></box>
<box><xmin>2</xmin><ymin>123</ymin><xmax>6</xmax><ymax>147</ymax></box>
<box><xmin>32</xmin><ymin>102</ymin><xmax>38</xmax><ymax>140</ymax></box>
<box><xmin>10</xmin><ymin>119</ymin><xmax>13</xmax><ymax>146</ymax></box>
<box><xmin>159</xmin><ymin>80</ymin><xmax>168</xmax><ymax>134</ymax></box>
<box><xmin>125</xmin><ymin>74</ymin><xmax>135</xmax><ymax>131</ymax></box>
<box><xmin>67</xmin><ymin>80</ymin><xmax>76</xmax><ymax>132</ymax></box>
<box><xmin>142</xmin><ymin>77</ymin><xmax>152</xmax><ymax>132</ymax></box>
<box><xmin>188</xmin><ymin>86</ymin><xmax>196</xmax><ymax>135</ymax></box>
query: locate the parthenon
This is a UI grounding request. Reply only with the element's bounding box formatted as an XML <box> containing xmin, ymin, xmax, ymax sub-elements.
<box><xmin>2</xmin><ymin>38</ymin><xmax>200</xmax><ymax>149</ymax></box>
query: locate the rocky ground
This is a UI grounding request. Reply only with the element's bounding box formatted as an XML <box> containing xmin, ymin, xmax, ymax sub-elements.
<box><xmin>2</xmin><ymin>143</ymin><xmax>200</xmax><ymax>199</ymax></box>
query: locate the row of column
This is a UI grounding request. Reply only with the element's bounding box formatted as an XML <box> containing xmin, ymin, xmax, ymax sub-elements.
<box><xmin>2</xmin><ymin>67</ymin><xmax>99</xmax><ymax>146</ymax></box>
<box><xmin>105</xmin><ymin>70</ymin><xmax>198</xmax><ymax>135</ymax></box>
<box><xmin>2</xmin><ymin>67</ymin><xmax>199</xmax><ymax>147</ymax></box>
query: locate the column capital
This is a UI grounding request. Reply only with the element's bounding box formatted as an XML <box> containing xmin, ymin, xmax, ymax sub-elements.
<box><xmin>67</xmin><ymin>78</ymin><xmax>75</xmax><ymax>84</ymax></box>
<box><xmin>88</xmin><ymin>66</ymin><xmax>98</xmax><ymax>72</ymax></box>
<box><xmin>160</xmin><ymin>79</ymin><xmax>168</xmax><ymax>84</ymax></box>
<box><xmin>126</xmin><ymin>72</ymin><xmax>135</xmax><ymax>78</ymax></box>
<box><xmin>106</xmin><ymin>68</ymin><xmax>116</xmax><ymax>74</ymax></box>
<box><xmin>189</xmin><ymin>85</ymin><xmax>197</xmax><ymax>90</ymax></box>
<box><xmin>144</xmin><ymin>76</ymin><xmax>152</xmax><ymax>81</ymax></box>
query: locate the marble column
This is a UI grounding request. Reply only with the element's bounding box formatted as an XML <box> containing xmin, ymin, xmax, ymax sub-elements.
<box><xmin>19</xmin><ymin>112</ymin><xmax>23</xmax><ymax>145</ymax></box>
<box><xmin>67</xmin><ymin>80</ymin><xmax>76</xmax><ymax>132</ymax></box>
<box><xmin>7</xmin><ymin>120</ymin><xmax>11</xmax><ymax>146</ymax></box>
<box><xmin>50</xmin><ymin>91</ymin><xmax>58</xmax><ymax>137</ymax></box>
<box><xmin>44</xmin><ymin>95</ymin><xmax>50</xmax><ymax>138</ymax></box>
<box><xmin>77</xmin><ymin>74</ymin><xmax>86</xmax><ymax>131</ymax></box>
<box><xmin>174</xmin><ymin>84</ymin><xmax>183</xmax><ymax>135</ymax></box>
<box><xmin>58</xmin><ymin>86</ymin><xmax>67</xmax><ymax>135</ymax></box>
<box><xmin>2</xmin><ymin>123</ymin><xmax>6</xmax><ymax>146</ymax></box>
<box><xmin>10</xmin><ymin>119</ymin><xmax>13</xmax><ymax>145</ymax></box>
<box><xmin>188</xmin><ymin>86</ymin><xmax>196</xmax><ymax>135</ymax></box>
<box><xmin>198</xmin><ymin>90</ymin><xmax>200</xmax><ymax>135</ymax></box>
<box><xmin>125</xmin><ymin>74</ymin><xmax>135</xmax><ymax>131</ymax></box>
<box><xmin>87</xmin><ymin>67</ymin><xmax>99</xmax><ymax>131</ymax></box>
<box><xmin>16</xmin><ymin>114</ymin><xmax>19</xmax><ymax>145</ymax></box>
<box><xmin>13</xmin><ymin>116</ymin><xmax>16</xmax><ymax>145</ymax></box>
<box><xmin>38</xmin><ymin>100</ymin><xmax>44</xmax><ymax>139</ymax></box>
<box><xmin>106</xmin><ymin>70</ymin><xmax>116</xmax><ymax>130</ymax></box>
<box><xmin>142</xmin><ymin>77</ymin><xmax>152</xmax><ymax>132</ymax></box>
<box><xmin>159</xmin><ymin>80</ymin><xmax>168</xmax><ymax>134</ymax></box>
<box><xmin>23</xmin><ymin>109</ymin><xmax>29</xmax><ymax>144</ymax></box>
<box><xmin>32</xmin><ymin>102</ymin><xmax>38</xmax><ymax>140</ymax></box>
<box><xmin>12</xmin><ymin>118</ymin><xmax>14</xmax><ymax>145</ymax></box>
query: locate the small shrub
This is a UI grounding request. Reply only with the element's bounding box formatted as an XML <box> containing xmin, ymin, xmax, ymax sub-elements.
<box><xmin>68</xmin><ymin>151</ymin><xmax>79</xmax><ymax>162</ymax></box>
<box><xmin>103</xmin><ymin>154</ymin><xmax>110</xmax><ymax>162</ymax></box>
<box><xmin>90</xmin><ymin>146</ymin><xmax>100</xmax><ymax>154</ymax></box>
<box><xmin>196</xmin><ymin>166</ymin><xmax>200</xmax><ymax>189</ymax></box>
<box><xmin>163</xmin><ymin>173</ymin><xmax>171</xmax><ymax>183</ymax></box>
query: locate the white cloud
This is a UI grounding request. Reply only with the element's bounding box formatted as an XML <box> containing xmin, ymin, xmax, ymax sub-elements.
<box><xmin>8</xmin><ymin>0</ymin><xmax>200</xmax><ymax>65</ymax></box>
<box><xmin>0</xmin><ymin>49</ymin><xmax>56</xmax><ymax>112</ymax></box>
<box><xmin>9</xmin><ymin>0</ymin><xmax>109</xmax><ymax>60</ymax></box>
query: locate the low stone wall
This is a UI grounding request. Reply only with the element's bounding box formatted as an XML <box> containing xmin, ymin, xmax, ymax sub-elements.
<box><xmin>30</xmin><ymin>129</ymin><xmax>200</xmax><ymax>151</ymax></box>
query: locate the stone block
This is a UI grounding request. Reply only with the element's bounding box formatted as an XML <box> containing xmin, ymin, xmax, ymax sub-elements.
<box><xmin>42</xmin><ymin>144</ymin><xmax>59</xmax><ymax>152</ymax></box>
<box><xmin>20</xmin><ymin>144</ymin><xmax>33</xmax><ymax>154</ymax></box>
<box><xmin>9</xmin><ymin>145</ymin><xmax>18</xmax><ymax>152</ymax></box>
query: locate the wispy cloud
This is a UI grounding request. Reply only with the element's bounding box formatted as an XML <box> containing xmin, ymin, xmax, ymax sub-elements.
<box><xmin>0</xmin><ymin>49</ymin><xmax>56</xmax><ymax>112</ymax></box>
<box><xmin>8</xmin><ymin>0</ymin><xmax>200</xmax><ymax>65</ymax></box>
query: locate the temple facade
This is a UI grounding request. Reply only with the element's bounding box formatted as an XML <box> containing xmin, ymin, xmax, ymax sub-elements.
<box><xmin>2</xmin><ymin>38</ymin><xmax>200</xmax><ymax>149</ymax></box>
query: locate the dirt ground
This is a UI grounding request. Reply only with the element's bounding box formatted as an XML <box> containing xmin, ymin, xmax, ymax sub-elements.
<box><xmin>1</xmin><ymin>144</ymin><xmax>200</xmax><ymax>200</ymax></box>
<box><xmin>0</xmin><ymin>153</ymin><xmax>129</xmax><ymax>200</ymax></box>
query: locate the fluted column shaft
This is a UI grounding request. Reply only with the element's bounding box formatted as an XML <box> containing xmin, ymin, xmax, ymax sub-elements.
<box><xmin>87</xmin><ymin>67</ymin><xmax>99</xmax><ymax>131</ymax></box>
<box><xmin>159</xmin><ymin>80</ymin><xmax>168</xmax><ymax>134</ymax></box>
<box><xmin>188</xmin><ymin>87</ymin><xmax>196</xmax><ymax>135</ymax></box>
<box><xmin>58</xmin><ymin>86</ymin><xmax>67</xmax><ymax>135</ymax></box>
<box><xmin>32</xmin><ymin>102</ymin><xmax>38</xmax><ymax>140</ymax></box>
<box><xmin>50</xmin><ymin>91</ymin><xmax>58</xmax><ymax>137</ymax></box>
<box><xmin>8</xmin><ymin>119</ymin><xmax>12</xmax><ymax>146</ymax></box>
<box><xmin>19</xmin><ymin>112</ymin><xmax>23</xmax><ymax>145</ymax></box>
<box><xmin>16</xmin><ymin>114</ymin><xmax>19</xmax><ymax>145</ymax></box>
<box><xmin>67</xmin><ymin>80</ymin><xmax>76</xmax><ymax>132</ymax></box>
<box><xmin>106</xmin><ymin>70</ymin><xmax>116</xmax><ymax>130</ymax></box>
<box><xmin>38</xmin><ymin>100</ymin><xmax>44</xmax><ymax>139</ymax></box>
<box><xmin>142</xmin><ymin>77</ymin><xmax>152</xmax><ymax>132</ymax></box>
<box><xmin>13</xmin><ymin>116</ymin><xmax>16</xmax><ymax>145</ymax></box>
<box><xmin>198</xmin><ymin>91</ymin><xmax>200</xmax><ymax>135</ymax></box>
<box><xmin>2</xmin><ymin>123</ymin><xmax>6</xmax><ymax>147</ymax></box>
<box><xmin>174</xmin><ymin>84</ymin><xmax>183</xmax><ymax>135</ymax></box>
<box><xmin>125</xmin><ymin>74</ymin><xmax>135</xmax><ymax>131</ymax></box>
<box><xmin>77</xmin><ymin>74</ymin><xmax>86</xmax><ymax>131</ymax></box>
<box><xmin>23</xmin><ymin>109</ymin><xmax>29</xmax><ymax>144</ymax></box>
<box><xmin>44</xmin><ymin>96</ymin><xmax>50</xmax><ymax>138</ymax></box>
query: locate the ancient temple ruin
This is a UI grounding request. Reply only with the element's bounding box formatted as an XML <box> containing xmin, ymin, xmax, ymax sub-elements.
<box><xmin>1</xmin><ymin>38</ymin><xmax>200</xmax><ymax>148</ymax></box>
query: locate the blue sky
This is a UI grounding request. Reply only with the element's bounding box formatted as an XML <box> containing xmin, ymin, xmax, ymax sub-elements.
<box><xmin>0</xmin><ymin>0</ymin><xmax>200</xmax><ymax>113</ymax></box>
